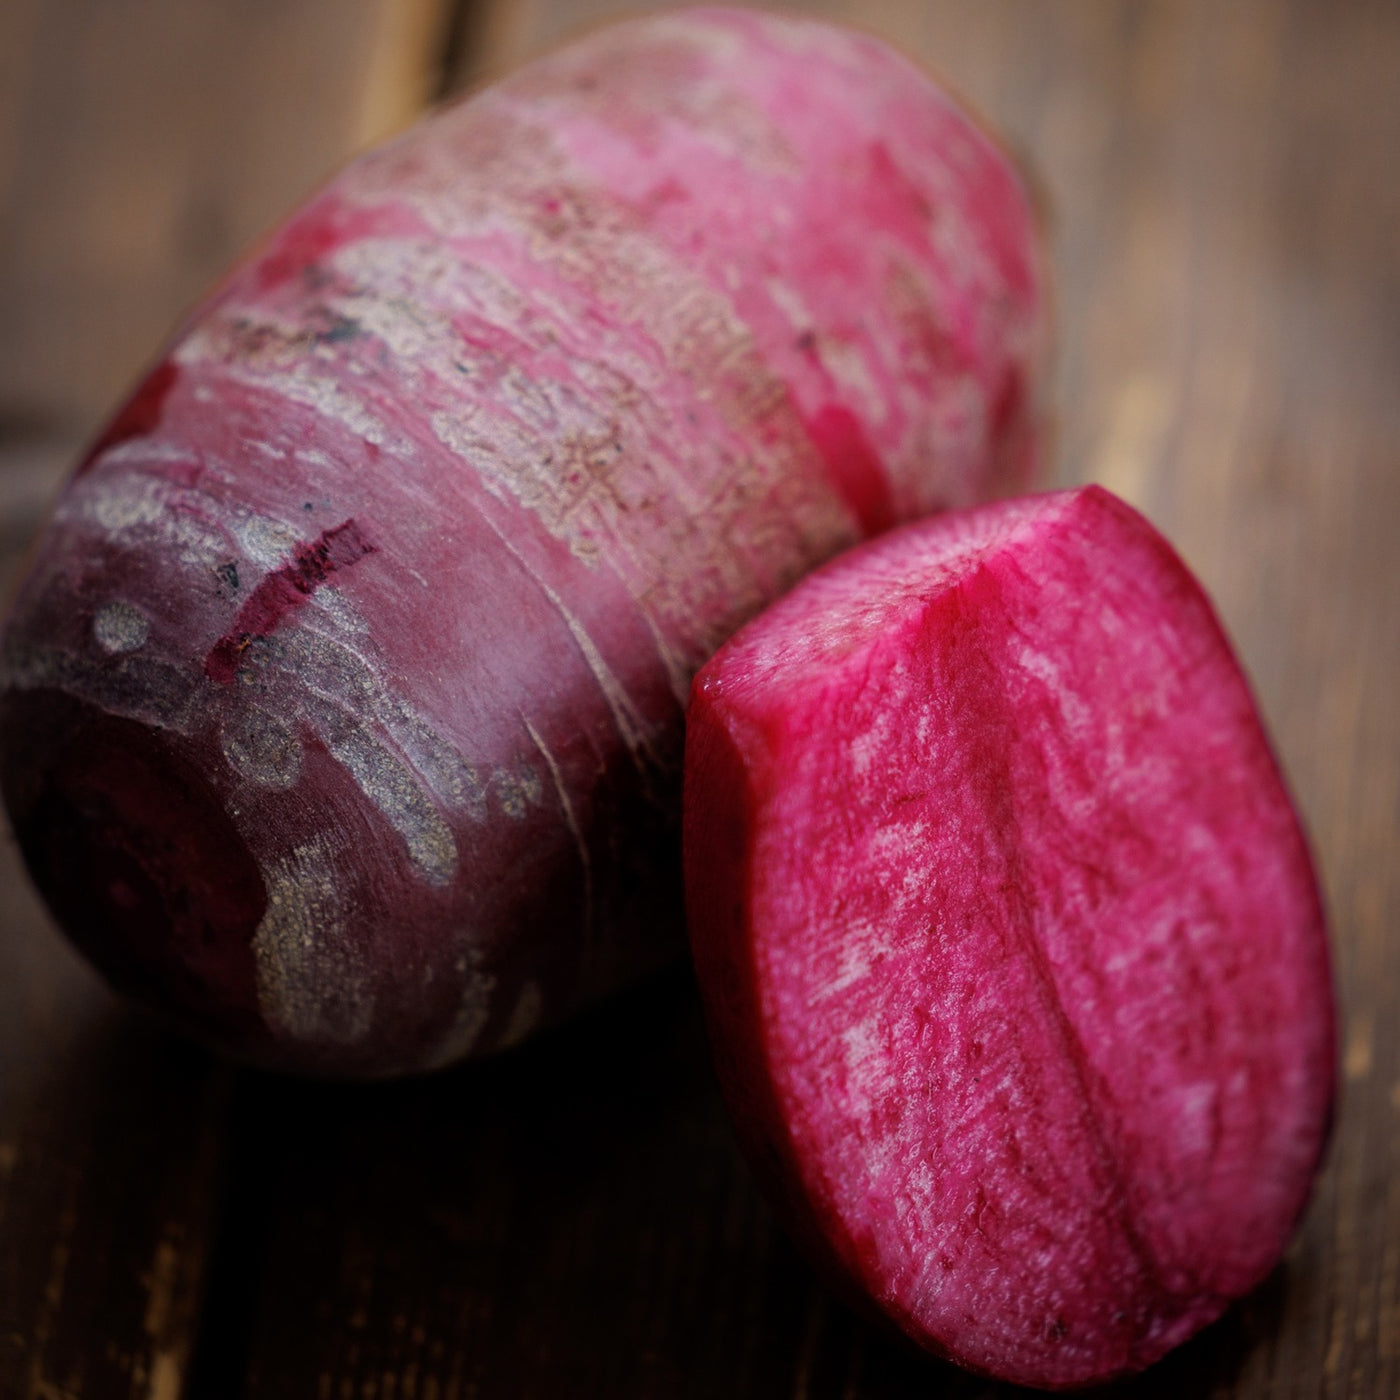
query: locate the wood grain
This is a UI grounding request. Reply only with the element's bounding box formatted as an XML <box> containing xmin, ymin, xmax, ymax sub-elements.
<box><xmin>0</xmin><ymin>0</ymin><xmax>451</xmax><ymax>438</ymax></box>
<box><xmin>2</xmin><ymin>1</ymin><xmax>1397</xmax><ymax>1397</ymax></box>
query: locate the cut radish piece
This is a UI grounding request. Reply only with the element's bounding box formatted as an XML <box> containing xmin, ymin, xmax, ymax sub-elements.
<box><xmin>683</xmin><ymin>485</ymin><xmax>1335</xmax><ymax>1389</ymax></box>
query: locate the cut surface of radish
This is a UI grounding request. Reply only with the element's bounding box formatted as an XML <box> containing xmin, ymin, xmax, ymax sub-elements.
<box><xmin>683</xmin><ymin>485</ymin><xmax>1335</xmax><ymax>1389</ymax></box>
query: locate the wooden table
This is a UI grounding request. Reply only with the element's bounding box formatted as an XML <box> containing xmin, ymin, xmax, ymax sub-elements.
<box><xmin>2</xmin><ymin>2</ymin><xmax>1396</xmax><ymax>1395</ymax></box>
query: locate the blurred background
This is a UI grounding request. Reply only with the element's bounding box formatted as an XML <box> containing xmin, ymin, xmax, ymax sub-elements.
<box><xmin>1</xmin><ymin>2</ymin><xmax>1397</xmax><ymax>1397</ymax></box>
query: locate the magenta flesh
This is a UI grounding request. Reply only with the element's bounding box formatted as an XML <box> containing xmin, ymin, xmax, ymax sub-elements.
<box><xmin>683</xmin><ymin>486</ymin><xmax>1335</xmax><ymax>1388</ymax></box>
<box><xmin>0</xmin><ymin>9</ymin><xmax>1043</xmax><ymax>1075</ymax></box>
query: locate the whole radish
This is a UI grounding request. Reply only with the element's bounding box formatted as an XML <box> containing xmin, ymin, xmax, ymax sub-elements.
<box><xmin>0</xmin><ymin>8</ymin><xmax>1042</xmax><ymax>1076</ymax></box>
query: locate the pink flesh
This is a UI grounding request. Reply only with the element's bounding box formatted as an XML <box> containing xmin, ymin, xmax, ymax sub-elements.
<box><xmin>0</xmin><ymin>10</ymin><xmax>1041</xmax><ymax>1076</ymax></box>
<box><xmin>684</xmin><ymin>486</ymin><xmax>1335</xmax><ymax>1388</ymax></box>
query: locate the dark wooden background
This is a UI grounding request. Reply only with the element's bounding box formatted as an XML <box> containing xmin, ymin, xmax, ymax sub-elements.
<box><xmin>2</xmin><ymin>1</ymin><xmax>1397</xmax><ymax>1395</ymax></box>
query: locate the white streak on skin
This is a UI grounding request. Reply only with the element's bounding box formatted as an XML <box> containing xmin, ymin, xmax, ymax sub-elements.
<box><xmin>640</xmin><ymin>608</ymin><xmax>693</xmax><ymax>708</ymax></box>
<box><xmin>765</xmin><ymin>277</ymin><xmax>814</xmax><ymax>334</ymax></box>
<box><xmin>297</xmin><ymin>447</ymin><xmax>338</xmax><ymax>473</ymax></box>
<box><xmin>175</xmin><ymin>327</ymin><xmax>395</xmax><ymax>450</ymax></box>
<box><xmin>301</xmin><ymin>688</ymin><xmax>458</xmax><ymax>886</ymax></box>
<box><xmin>242</xmin><ymin>439</ymin><xmax>288</xmax><ymax>462</ymax></box>
<box><xmin>524</xmin><ymin>716</ymin><xmax>593</xmax><ymax>941</ymax></box>
<box><xmin>270</xmin><ymin>367</ymin><xmax>391</xmax><ymax>445</ymax></box>
<box><xmin>817</xmin><ymin>331</ymin><xmax>881</xmax><ymax>412</ymax></box>
<box><xmin>92</xmin><ymin>601</ymin><xmax>149</xmax><ymax>654</ymax></box>
<box><xmin>68</xmin><ymin>475</ymin><xmax>226</xmax><ymax>569</ymax></box>
<box><xmin>101</xmin><ymin>438</ymin><xmax>197</xmax><ymax>466</ymax></box>
<box><xmin>272</xmin><ymin>618</ymin><xmax>493</xmax><ymax>822</ymax></box>
<box><xmin>472</xmin><ymin>505</ymin><xmax>656</xmax><ymax>773</ymax></box>
<box><xmin>253</xmin><ymin>833</ymin><xmax>373</xmax><ymax>1044</ymax></box>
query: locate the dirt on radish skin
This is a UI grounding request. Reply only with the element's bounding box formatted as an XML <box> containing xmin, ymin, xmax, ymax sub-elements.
<box><xmin>683</xmin><ymin>486</ymin><xmax>1335</xmax><ymax>1389</ymax></box>
<box><xmin>0</xmin><ymin>9</ymin><xmax>1043</xmax><ymax>1076</ymax></box>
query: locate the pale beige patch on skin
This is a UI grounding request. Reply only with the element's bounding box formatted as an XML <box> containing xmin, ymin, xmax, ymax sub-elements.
<box><xmin>253</xmin><ymin>832</ymin><xmax>374</xmax><ymax>1045</ymax></box>
<box><xmin>1</xmin><ymin>641</ymin><xmax>199</xmax><ymax>732</ymax></box>
<box><xmin>272</xmin><ymin>613</ymin><xmax>498</xmax><ymax>830</ymax></box>
<box><xmin>302</xmin><ymin>686</ymin><xmax>458</xmax><ymax>887</ymax></box>
<box><xmin>232</xmin><ymin>513</ymin><xmax>301</xmax><ymax>570</ymax></box>
<box><xmin>67</xmin><ymin>472</ymin><xmax>226</xmax><ymax>570</ymax></box>
<box><xmin>425</xmin><ymin>948</ymin><xmax>498</xmax><ymax>1069</ymax></box>
<box><xmin>176</xmin><ymin>320</ymin><xmax>397</xmax><ymax>452</ymax></box>
<box><xmin>220</xmin><ymin>708</ymin><xmax>302</xmax><ymax>789</ymax></box>
<box><xmin>214</xmin><ymin>546</ymin><xmax>494</xmax><ymax>867</ymax></box>
<box><xmin>92</xmin><ymin>600</ymin><xmax>149</xmax><ymax>654</ymax></box>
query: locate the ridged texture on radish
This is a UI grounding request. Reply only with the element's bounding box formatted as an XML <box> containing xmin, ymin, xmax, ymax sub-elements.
<box><xmin>0</xmin><ymin>8</ymin><xmax>1042</xmax><ymax>1075</ymax></box>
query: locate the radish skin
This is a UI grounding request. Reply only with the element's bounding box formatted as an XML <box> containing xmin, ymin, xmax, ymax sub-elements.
<box><xmin>683</xmin><ymin>486</ymin><xmax>1335</xmax><ymax>1389</ymax></box>
<box><xmin>0</xmin><ymin>8</ymin><xmax>1042</xmax><ymax>1076</ymax></box>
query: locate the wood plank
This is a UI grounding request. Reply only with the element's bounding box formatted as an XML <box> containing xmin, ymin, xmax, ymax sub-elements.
<box><xmin>201</xmin><ymin>975</ymin><xmax>834</xmax><ymax>1399</ymax></box>
<box><xmin>3</xmin><ymin>0</ymin><xmax>1395</xmax><ymax>1395</ymax></box>
<box><xmin>207</xmin><ymin>2</ymin><xmax>1392</xmax><ymax>1397</ymax></box>
<box><xmin>0</xmin><ymin>519</ymin><xmax>230</xmax><ymax>1400</ymax></box>
<box><xmin>0</xmin><ymin>0</ymin><xmax>452</xmax><ymax>439</ymax></box>
<box><xmin>0</xmin><ymin>5</ymin><xmax>454</xmax><ymax>1397</ymax></box>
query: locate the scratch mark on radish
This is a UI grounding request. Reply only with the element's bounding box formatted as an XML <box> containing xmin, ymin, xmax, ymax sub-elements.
<box><xmin>639</xmin><ymin>608</ymin><xmax>692</xmax><ymax>707</ymax></box>
<box><xmin>525</xmin><ymin>716</ymin><xmax>593</xmax><ymax>939</ymax></box>
<box><xmin>205</xmin><ymin>519</ymin><xmax>377</xmax><ymax>684</ymax></box>
<box><xmin>473</xmin><ymin>504</ymin><xmax>656</xmax><ymax>771</ymax></box>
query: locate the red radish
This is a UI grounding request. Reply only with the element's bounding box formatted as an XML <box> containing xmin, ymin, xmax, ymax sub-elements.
<box><xmin>683</xmin><ymin>485</ymin><xmax>1335</xmax><ymax>1389</ymax></box>
<box><xmin>0</xmin><ymin>9</ymin><xmax>1043</xmax><ymax>1076</ymax></box>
